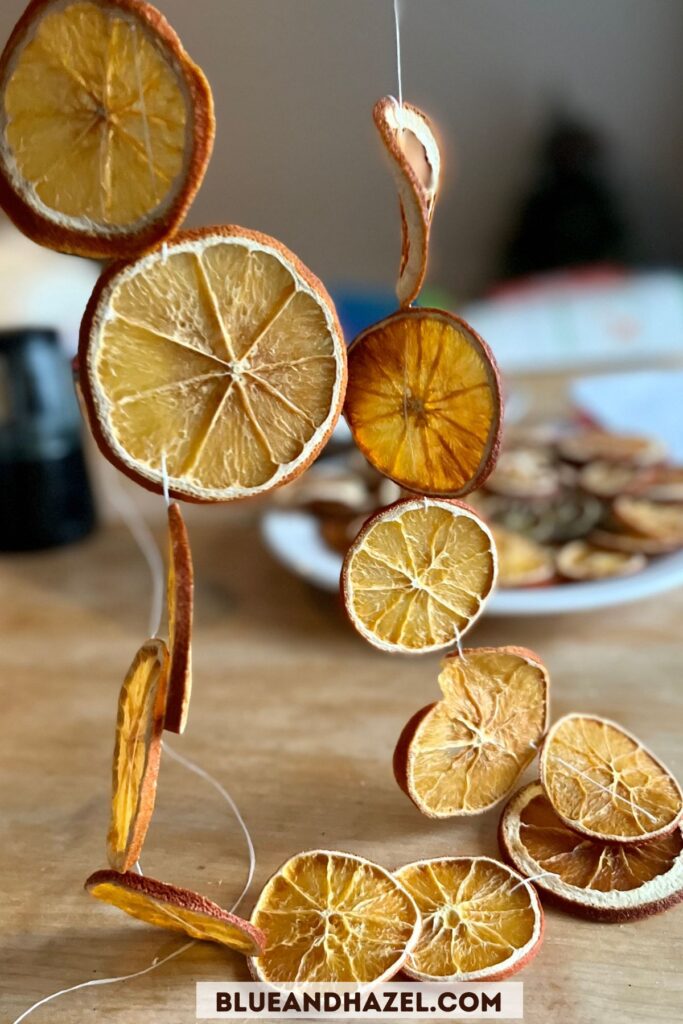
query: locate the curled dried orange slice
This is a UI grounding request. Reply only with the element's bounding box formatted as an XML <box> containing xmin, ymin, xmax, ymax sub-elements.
<box><xmin>394</xmin><ymin>857</ymin><xmax>543</xmax><ymax>981</ymax></box>
<box><xmin>558</xmin><ymin>431</ymin><xmax>665</xmax><ymax>467</ymax></box>
<box><xmin>540</xmin><ymin>714</ymin><xmax>683</xmax><ymax>844</ymax></box>
<box><xmin>491</xmin><ymin>526</ymin><xmax>555</xmax><ymax>588</ymax></box>
<box><xmin>344</xmin><ymin>309</ymin><xmax>502</xmax><ymax>497</ymax></box>
<box><xmin>86</xmin><ymin>869</ymin><xmax>264</xmax><ymax>954</ymax></box>
<box><xmin>373</xmin><ymin>97</ymin><xmax>440</xmax><ymax>307</ymax></box>
<box><xmin>342</xmin><ymin>498</ymin><xmax>497</xmax><ymax>654</ymax></box>
<box><xmin>613</xmin><ymin>496</ymin><xmax>683</xmax><ymax>543</ymax></box>
<box><xmin>108</xmin><ymin>638</ymin><xmax>169</xmax><ymax>872</ymax></box>
<box><xmin>499</xmin><ymin>782</ymin><xmax>683</xmax><ymax>922</ymax></box>
<box><xmin>394</xmin><ymin>647</ymin><xmax>549</xmax><ymax>817</ymax></box>
<box><xmin>164</xmin><ymin>502</ymin><xmax>193</xmax><ymax>735</ymax></box>
<box><xmin>0</xmin><ymin>0</ymin><xmax>214</xmax><ymax>258</ymax></box>
<box><xmin>79</xmin><ymin>226</ymin><xmax>346</xmax><ymax>502</ymax></box>
<box><xmin>249</xmin><ymin>850</ymin><xmax>420</xmax><ymax>984</ymax></box>
<box><xmin>556</xmin><ymin>540</ymin><xmax>645</xmax><ymax>581</ymax></box>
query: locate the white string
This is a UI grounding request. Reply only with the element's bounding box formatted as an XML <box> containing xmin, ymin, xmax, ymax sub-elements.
<box><xmin>393</xmin><ymin>0</ymin><xmax>403</xmax><ymax>110</ymax></box>
<box><xmin>454</xmin><ymin>627</ymin><xmax>468</xmax><ymax>663</ymax></box>
<box><xmin>160</xmin><ymin>451</ymin><xmax>171</xmax><ymax>508</ymax></box>
<box><xmin>509</xmin><ymin>871</ymin><xmax>556</xmax><ymax>894</ymax></box>
<box><xmin>553</xmin><ymin>755</ymin><xmax>658</xmax><ymax>824</ymax></box>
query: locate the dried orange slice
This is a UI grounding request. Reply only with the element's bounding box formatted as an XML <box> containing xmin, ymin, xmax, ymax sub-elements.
<box><xmin>373</xmin><ymin>97</ymin><xmax>440</xmax><ymax>307</ymax></box>
<box><xmin>394</xmin><ymin>647</ymin><xmax>549</xmax><ymax>817</ymax></box>
<box><xmin>613</xmin><ymin>496</ymin><xmax>683</xmax><ymax>544</ymax></box>
<box><xmin>556</xmin><ymin>540</ymin><xmax>645</xmax><ymax>581</ymax></box>
<box><xmin>249</xmin><ymin>850</ymin><xmax>420</xmax><ymax>984</ymax></box>
<box><xmin>558</xmin><ymin>431</ymin><xmax>665</xmax><ymax>467</ymax></box>
<box><xmin>578</xmin><ymin>460</ymin><xmax>650</xmax><ymax>498</ymax></box>
<box><xmin>0</xmin><ymin>0</ymin><xmax>214</xmax><ymax>259</ymax></box>
<box><xmin>86</xmin><ymin>869</ymin><xmax>264</xmax><ymax>954</ymax></box>
<box><xmin>342</xmin><ymin>498</ymin><xmax>497</xmax><ymax>654</ymax></box>
<box><xmin>632</xmin><ymin>465</ymin><xmax>683</xmax><ymax>502</ymax></box>
<box><xmin>108</xmin><ymin>638</ymin><xmax>169</xmax><ymax>872</ymax></box>
<box><xmin>344</xmin><ymin>309</ymin><xmax>502</xmax><ymax>497</ymax></box>
<box><xmin>491</xmin><ymin>526</ymin><xmax>555</xmax><ymax>588</ymax></box>
<box><xmin>499</xmin><ymin>782</ymin><xmax>683</xmax><ymax>922</ymax></box>
<box><xmin>79</xmin><ymin>226</ymin><xmax>346</xmax><ymax>502</ymax></box>
<box><xmin>394</xmin><ymin>857</ymin><xmax>543</xmax><ymax>981</ymax></box>
<box><xmin>164</xmin><ymin>502</ymin><xmax>193</xmax><ymax>735</ymax></box>
<box><xmin>539</xmin><ymin>714</ymin><xmax>683</xmax><ymax>844</ymax></box>
<box><xmin>588</xmin><ymin>526</ymin><xmax>682</xmax><ymax>556</ymax></box>
<box><xmin>486</xmin><ymin>448</ymin><xmax>560</xmax><ymax>498</ymax></box>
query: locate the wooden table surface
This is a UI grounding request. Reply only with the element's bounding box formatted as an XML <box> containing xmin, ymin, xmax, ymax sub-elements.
<box><xmin>2</xmin><ymin>512</ymin><xmax>682</xmax><ymax>1023</ymax></box>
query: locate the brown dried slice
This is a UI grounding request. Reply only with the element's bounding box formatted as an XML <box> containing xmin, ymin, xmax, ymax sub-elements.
<box><xmin>578</xmin><ymin>460</ymin><xmax>652</xmax><ymax>498</ymax></box>
<box><xmin>556</xmin><ymin>540</ymin><xmax>646</xmax><ymax>581</ymax></box>
<box><xmin>249</xmin><ymin>850</ymin><xmax>420</xmax><ymax>984</ymax></box>
<box><xmin>394</xmin><ymin>647</ymin><xmax>549</xmax><ymax>817</ymax></box>
<box><xmin>632</xmin><ymin>466</ymin><xmax>683</xmax><ymax>502</ymax></box>
<box><xmin>86</xmin><ymin>869</ymin><xmax>264</xmax><ymax>954</ymax></box>
<box><xmin>540</xmin><ymin>714</ymin><xmax>683</xmax><ymax>844</ymax></box>
<box><xmin>485</xmin><ymin>448</ymin><xmax>560</xmax><ymax>498</ymax></box>
<box><xmin>588</xmin><ymin>526</ymin><xmax>682</xmax><ymax>556</ymax></box>
<box><xmin>499</xmin><ymin>782</ymin><xmax>683</xmax><ymax>922</ymax></box>
<box><xmin>373</xmin><ymin>96</ymin><xmax>440</xmax><ymax>307</ymax></box>
<box><xmin>613</xmin><ymin>496</ymin><xmax>683</xmax><ymax>543</ymax></box>
<box><xmin>164</xmin><ymin>502</ymin><xmax>194</xmax><ymax>735</ymax></box>
<box><xmin>107</xmin><ymin>639</ymin><xmax>169</xmax><ymax>872</ymax></box>
<box><xmin>558</xmin><ymin>431</ymin><xmax>666</xmax><ymax>467</ymax></box>
<box><xmin>491</xmin><ymin>526</ymin><xmax>555</xmax><ymax>588</ymax></box>
<box><xmin>0</xmin><ymin>0</ymin><xmax>214</xmax><ymax>258</ymax></box>
<box><xmin>395</xmin><ymin>857</ymin><xmax>543</xmax><ymax>981</ymax></box>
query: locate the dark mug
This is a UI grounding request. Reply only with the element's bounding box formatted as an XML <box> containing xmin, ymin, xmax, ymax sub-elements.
<box><xmin>0</xmin><ymin>328</ymin><xmax>95</xmax><ymax>551</ymax></box>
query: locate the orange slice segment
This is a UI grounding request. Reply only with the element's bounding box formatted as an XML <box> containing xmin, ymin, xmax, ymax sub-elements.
<box><xmin>342</xmin><ymin>498</ymin><xmax>497</xmax><ymax>654</ymax></box>
<box><xmin>164</xmin><ymin>502</ymin><xmax>194</xmax><ymax>735</ymax></box>
<box><xmin>344</xmin><ymin>309</ymin><xmax>502</xmax><ymax>497</ymax></box>
<box><xmin>491</xmin><ymin>526</ymin><xmax>555</xmax><ymax>588</ymax></box>
<box><xmin>0</xmin><ymin>0</ymin><xmax>214</xmax><ymax>258</ymax></box>
<box><xmin>499</xmin><ymin>782</ymin><xmax>683</xmax><ymax>922</ymax></box>
<box><xmin>394</xmin><ymin>857</ymin><xmax>543</xmax><ymax>981</ymax></box>
<box><xmin>373</xmin><ymin>97</ymin><xmax>441</xmax><ymax>307</ymax></box>
<box><xmin>79</xmin><ymin>226</ymin><xmax>347</xmax><ymax>502</ymax></box>
<box><xmin>556</xmin><ymin>540</ymin><xmax>645</xmax><ymax>581</ymax></box>
<box><xmin>249</xmin><ymin>849</ymin><xmax>420</xmax><ymax>985</ymax></box>
<box><xmin>394</xmin><ymin>647</ymin><xmax>549</xmax><ymax>817</ymax></box>
<box><xmin>107</xmin><ymin>638</ymin><xmax>169</xmax><ymax>872</ymax></box>
<box><xmin>540</xmin><ymin>714</ymin><xmax>683</xmax><ymax>844</ymax></box>
<box><xmin>86</xmin><ymin>869</ymin><xmax>264</xmax><ymax>954</ymax></box>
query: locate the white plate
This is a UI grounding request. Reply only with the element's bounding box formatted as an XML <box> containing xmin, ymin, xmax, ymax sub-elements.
<box><xmin>262</xmin><ymin>509</ymin><xmax>683</xmax><ymax>616</ymax></box>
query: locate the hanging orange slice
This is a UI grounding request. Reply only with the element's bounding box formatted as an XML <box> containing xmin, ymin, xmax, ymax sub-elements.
<box><xmin>342</xmin><ymin>498</ymin><xmax>497</xmax><ymax>654</ymax></box>
<box><xmin>86</xmin><ymin>869</ymin><xmax>264</xmax><ymax>954</ymax></box>
<box><xmin>344</xmin><ymin>309</ymin><xmax>502</xmax><ymax>497</ymax></box>
<box><xmin>373</xmin><ymin>96</ymin><xmax>441</xmax><ymax>307</ymax></box>
<box><xmin>394</xmin><ymin>647</ymin><xmax>548</xmax><ymax>817</ymax></box>
<box><xmin>394</xmin><ymin>857</ymin><xmax>543</xmax><ymax>981</ymax></box>
<box><xmin>0</xmin><ymin>0</ymin><xmax>214</xmax><ymax>259</ymax></box>
<box><xmin>499</xmin><ymin>782</ymin><xmax>683</xmax><ymax>922</ymax></box>
<box><xmin>249</xmin><ymin>849</ymin><xmax>420</xmax><ymax>984</ymax></box>
<box><xmin>79</xmin><ymin>226</ymin><xmax>347</xmax><ymax>502</ymax></box>
<box><xmin>164</xmin><ymin>502</ymin><xmax>194</xmax><ymax>735</ymax></box>
<box><xmin>107</xmin><ymin>638</ymin><xmax>169</xmax><ymax>872</ymax></box>
<box><xmin>539</xmin><ymin>714</ymin><xmax>683</xmax><ymax>844</ymax></box>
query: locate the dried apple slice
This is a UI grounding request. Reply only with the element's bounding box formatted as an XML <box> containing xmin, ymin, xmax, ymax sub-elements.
<box><xmin>373</xmin><ymin>96</ymin><xmax>440</xmax><ymax>306</ymax></box>
<box><xmin>394</xmin><ymin>647</ymin><xmax>549</xmax><ymax>817</ymax></box>
<box><xmin>394</xmin><ymin>857</ymin><xmax>543</xmax><ymax>981</ymax></box>
<box><xmin>558</xmin><ymin>431</ymin><xmax>665</xmax><ymax>467</ymax></box>
<box><xmin>86</xmin><ymin>869</ymin><xmax>264</xmax><ymax>954</ymax></box>
<box><xmin>556</xmin><ymin>540</ymin><xmax>645</xmax><ymax>581</ymax></box>
<box><xmin>499</xmin><ymin>782</ymin><xmax>683</xmax><ymax>922</ymax></box>
<box><xmin>164</xmin><ymin>502</ymin><xmax>194</xmax><ymax>735</ymax></box>
<box><xmin>491</xmin><ymin>526</ymin><xmax>555</xmax><ymax>588</ymax></box>
<box><xmin>540</xmin><ymin>714</ymin><xmax>683</xmax><ymax>844</ymax></box>
<box><xmin>108</xmin><ymin>639</ymin><xmax>169</xmax><ymax>872</ymax></box>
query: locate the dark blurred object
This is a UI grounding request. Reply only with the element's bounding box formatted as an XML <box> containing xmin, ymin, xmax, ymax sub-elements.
<box><xmin>0</xmin><ymin>329</ymin><xmax>95</xmax><ymax>551</ymax></box>
<box><xmin>503</xmin><ymin>113</ymin><xmax>629</xmax><ymax>278</ymax></box>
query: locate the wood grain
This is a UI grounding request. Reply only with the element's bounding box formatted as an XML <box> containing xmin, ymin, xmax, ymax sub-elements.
<box><xmin>1</xmin><ymin>516</ymin><xmax>682</xmax><ymax>1022</ymax></box>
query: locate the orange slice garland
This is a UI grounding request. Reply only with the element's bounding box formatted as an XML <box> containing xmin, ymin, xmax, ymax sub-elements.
<box><xmin>86</xmin><ymin>869</ymin><xmax>264</xmax><ymax>954</ymax></box>
<box><xmin>0</xmin><ymin>0</ymin><xmax>214</xmax><ymax>259</ymax></box>
<box><xmin>107</xmin><ymin>638</ymin><xmax>169</xmax><ymax>872</ymax></box>
<box><xmin>79</xmin><ymin>226</ymin><xmax>347</xmax><ymax>502</ymax></box>
<box><xmin>164</xmin><ymin>502</ymin><xmax>194</xmax><ymax>735</ymax></box>
<box><xmin>394</xmin><ymin>857</ymin><xmax>543</xmax><ymax>981</ymax></box>
<box><xmin>499</xmin><ymin>782</ymin><xmax>683</xmax><ymax>922</ymax></box>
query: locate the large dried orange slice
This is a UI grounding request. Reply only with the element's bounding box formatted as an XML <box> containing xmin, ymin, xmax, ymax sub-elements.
<box><xmin>164</xmin><ymin>502</ymin><xmax>193</xmax><ymax>735</ymax></box>
<box><xmin>394</xmin><ymin>647</ymin><xmax>548</xmax><ymax>817</ymax></box>
<box><xmin>86</xmin><ymin>869</ymin><xmax>264</xmax><ymax>954</ymax></box>
<box><xmin>491</xmin><ymin>526</ymin><xmax>555</xmax><ymax>588</ymax></box>
<box><xmin>0</xmin><ymin>0</ymin><xmax>214</xmax><ymax>259</ymax></box>
<box><xmin>539</xmin><ymin>714</ymin><xmax>683</xmax><ymax>844</ymax></box>
<box><xmin>344</xmin><ymin>309</ymin><xmax>502</xmax><ymax>497</ymax></box>
<box><xmin>107</xmin><ymin>638</ymin><xmax>169</xmax><ymax>872</ymax></box>
<box><xmin>342</xmin><ymin>498</ymin><xmax>497</xmax><ymax>654</ymax></box>
<box><xmin>394</xmin><ymin>857</ymin><xmax>543</xmax><ymax>981</ymax></box>
<box><xmin>79</xmin><ymin>226</ymin><xmax>346</xmax><ymax>501</ymax></box>
<box><xmin>373</xmin><ymin>97</ymin><xmax>441</xmax><ymax>307</ymax></box>
<box><xmin>249</xmin><ymin>850</ymin><xmax>420</xmax><ymax>985</ymax></box>
<box><xmin>499</xmin><ymin>782</ymin><xmax>683</xmax><ymax>922</ymax></box>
